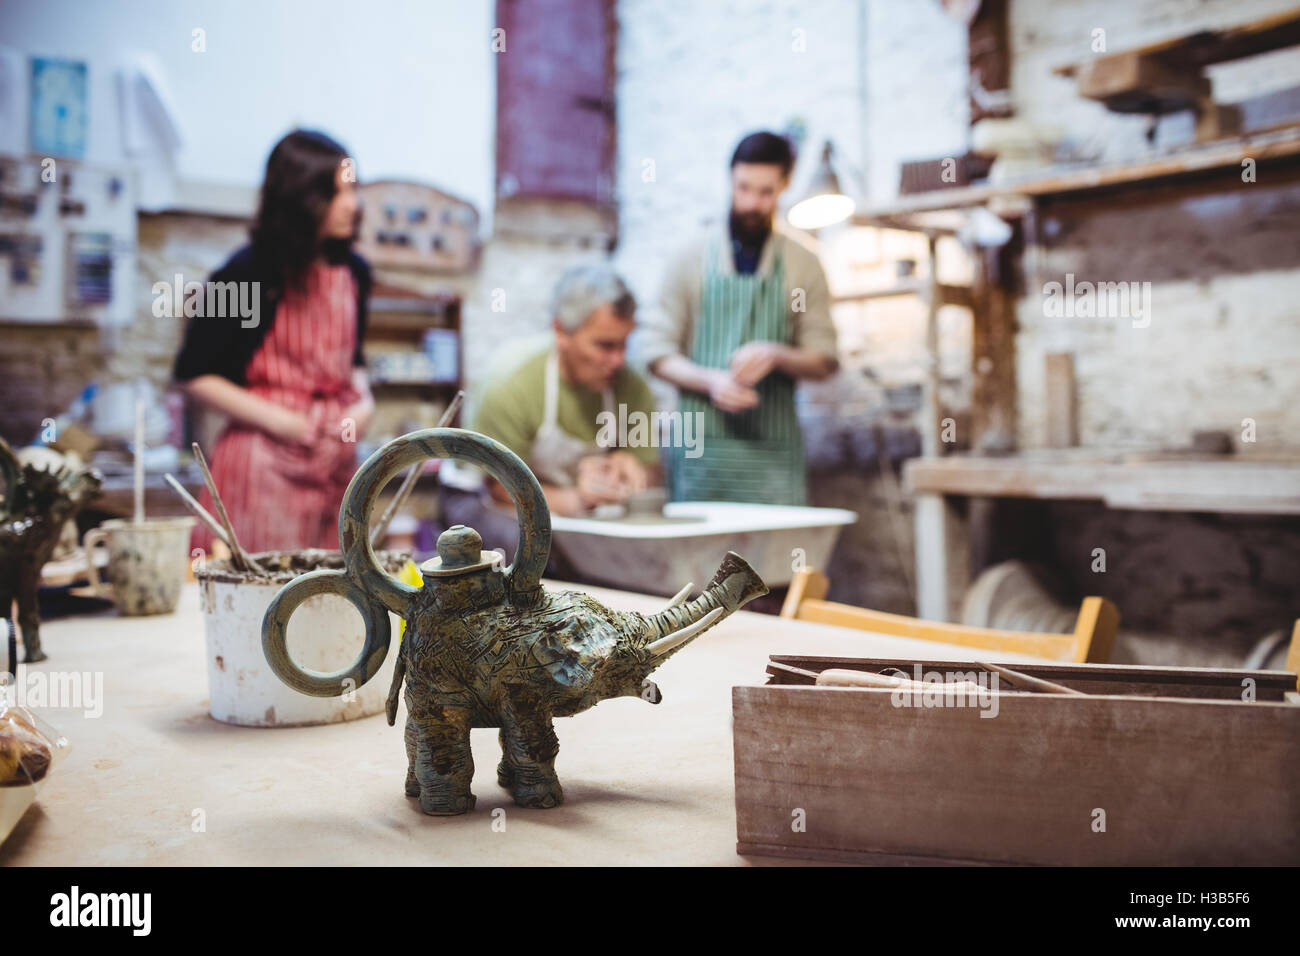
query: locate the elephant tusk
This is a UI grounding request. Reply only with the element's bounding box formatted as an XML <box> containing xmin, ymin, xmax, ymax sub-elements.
<box><xmin>646</xmin><ymin>606</ymin><xmax>726</xmax><ymax>658</ymax></box>
<box><xmin>664</xmin><ymin>582</ymin><xmax>693</xmax><ymax>610</ymax></box>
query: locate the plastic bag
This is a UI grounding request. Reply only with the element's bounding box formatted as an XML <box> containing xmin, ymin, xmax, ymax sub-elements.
<box><xmin>0</xmin><ymin>699</ymin><xmax>71</xmax><ymax>845</ymax></box>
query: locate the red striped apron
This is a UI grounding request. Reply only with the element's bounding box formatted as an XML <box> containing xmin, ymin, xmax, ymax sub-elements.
<box><xmin>192</xmin><ymin>262</ymin><xmax>361</xmax><ymax>556</ymax></box>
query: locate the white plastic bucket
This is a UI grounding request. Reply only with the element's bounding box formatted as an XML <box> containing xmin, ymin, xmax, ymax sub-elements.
<box><xmin>195</xmin><ymin>550</ymin><xmax>403</xmax><ymax>727</ymax></box>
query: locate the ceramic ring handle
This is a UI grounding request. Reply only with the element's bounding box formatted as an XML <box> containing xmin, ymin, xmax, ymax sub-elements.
<box><xmin>261</xmin><ymin>569</ymin><xmax>394</xmax><ymax>697</ymax></box>
<box><xmin>337</xmin><ymin>428</ymin><xmax>552</xmax><ymax>616</ymax></box>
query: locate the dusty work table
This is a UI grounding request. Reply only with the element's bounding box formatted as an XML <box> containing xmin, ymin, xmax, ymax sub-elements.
<box><xmin>1</xmin><ymin>581</ymin><xmax>1042</xmax><ymax>866</ymax></box>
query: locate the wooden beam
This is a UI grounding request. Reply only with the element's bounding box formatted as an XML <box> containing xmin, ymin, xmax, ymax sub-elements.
<box><xmin>919</xmin><ymin>235</ymin><xmax>943</xmax><ymax>459</ymax></box>
<box><xmin>1043</xmin><ymin>353</ymin><xmax>1079</xmax><ymax>448</ymax></box>
<box><xmin>1286</xmin><ymin>620</ymin><xmax>1300</xmax><ymax>691</ymax></box>
<box><xmin>969</xmin><ymin>239</ymin><xmax>1018</xmax><ymax>453</ymax></box>
<box><xmin>831</xmin><ymin>280</ymin><xmax>974</xmax><ymax>308</ymax></box>
<box><xmin>914</xmin><ymin>492</ymin><xmax>969</xmax><ymax>622</ymax></box>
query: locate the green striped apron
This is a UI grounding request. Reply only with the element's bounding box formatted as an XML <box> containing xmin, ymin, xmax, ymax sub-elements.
<box><xmin>668</xmin><ymin>238</ymin><xmax>806</xmax><ymax>505</ymax></box>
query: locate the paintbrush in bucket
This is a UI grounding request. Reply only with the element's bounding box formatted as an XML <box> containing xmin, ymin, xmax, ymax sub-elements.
<box><xmin>191</xmin><ymin>443</ymin><xmax>264</xmax><ymax>575</ymax></box>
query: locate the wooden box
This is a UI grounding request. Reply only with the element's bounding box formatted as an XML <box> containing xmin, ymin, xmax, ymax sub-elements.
<box><xmin>733</xmin><ymin>655</ymin><xmax>1300</xmax><ymax>865</ymax></box>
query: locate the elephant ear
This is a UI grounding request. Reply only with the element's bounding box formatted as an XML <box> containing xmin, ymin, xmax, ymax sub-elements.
<box><xmin>524</xmin><ymin>594</ymin><xmax>621</xmax><ymax>690</ymax></box>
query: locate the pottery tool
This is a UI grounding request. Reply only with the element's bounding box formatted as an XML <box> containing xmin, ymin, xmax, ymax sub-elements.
<box><xmin>977</xmin><ymin>661</ymin><xmax>1085</xmax><ymax>695</ymax></box>
<box><xmin>133</xmin><ymin>397</ymin><xmax>145</xmax><ymax>525</ymax></box>
<box><xmin>765</xmin><ymin>661</ymin><xmax>824</xmax><ymax>684</ymax></box>
<box><xmin>164</xmin><ymin>473</ymin><xmax>232</xmax><ymax>550</ymax></box>
<box><xmin>191</xmin><ymin>442</ymin><xmax>264</xmax><ymax>574</ymax></box>
<box><xmin>370</xmin><ymin>390</ymin><xmax>464</xmax><ymax>547</ymax></box>
<box><xmin>815</xmin><ymin>668</ymin><xmax>987</xmax><ymax>695</ymax></box>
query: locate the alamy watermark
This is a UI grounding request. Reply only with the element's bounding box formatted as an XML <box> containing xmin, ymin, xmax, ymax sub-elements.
<box><xmin>1</xmin><ymin>667</ymin><xmax>104</xmax><ymax>718</ymax></box>
<box><xmin>152</xmin><ymin>273</ymin><xmax>260</xmax><ymax>328</ymax></box>
<box><xmin>1042</xmin><ymin>273</ymin><xmax>1151</xmax><ymax>328</ymax></box>
<box><xmin>595</xmin><ymin>404</ymin><xmax>705</xmax><ymax>459</ymax></box>
<box><xmin>889</xmin><ymin>665</ymin><xmax>1001</xmax><ymax>719</ymax></box>
<box><xmin>50</xmin><ymin>886</ymin><xmax>151</xmax><ymax>936</ymax></box>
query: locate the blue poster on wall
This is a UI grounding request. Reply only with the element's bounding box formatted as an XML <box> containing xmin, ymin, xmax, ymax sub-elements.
<box><xmin>30</xmin><ymin>57</ymin><xmax>88</xmax><ymax>159</ymax></box>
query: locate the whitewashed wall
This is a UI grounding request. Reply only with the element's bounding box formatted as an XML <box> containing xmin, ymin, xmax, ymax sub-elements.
<box><xmin>1009</xmin><ymin>0</ymin><xmax>1300</xmax><ymax>450</ymax></box>
<box><xmin>614</xmin><ymin>0</ymin><xmax>968</xmax><ymax>311</ymax></box>
<box><xmin>0</xmin><ymin>0</ymin><xmax>495</xmax><ymax>217</ymax></box>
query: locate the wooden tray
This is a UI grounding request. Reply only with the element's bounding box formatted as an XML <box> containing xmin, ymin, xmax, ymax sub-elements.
<box><xmin>733</xmin><ymin>655</ymin><xmax>1300</xmax><ymax>865</ymax></box>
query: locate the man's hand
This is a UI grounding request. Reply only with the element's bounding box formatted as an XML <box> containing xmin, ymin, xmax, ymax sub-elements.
<box><xmin>575</xmin><ymin>455</ymin><xmax>625</xmax><ymax>509</ymax></box>
<box><xmin>343</xmin><ymin>370</ymin><xmax>376</xmax><ymax>439</ymax></box>
<box><xmin>606</xmin><ymin>451</ymin><xmax>650</xmax><ymax>495</ymax></box>
<box><xmin>707</xmin><ymin>369</ymin><xmax>760</xmax><ymax>413</ymax></box>
<box><xmin>729</xmin><ymin>341</ymin><xmax>787</xmax><ymax>387</ymax></box>
<box><xmin>266</xmin><ymin>405</ymin><xmax>317</xmax><ymax>448</ymax></box>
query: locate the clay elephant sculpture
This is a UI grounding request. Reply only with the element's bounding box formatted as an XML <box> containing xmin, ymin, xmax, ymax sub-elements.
<box><xmin>0</xmin><ymin>438</ymin><xmax>101</xmax><ymax>663</ymax></box>
<box><xmin>262</xmin><ymin>428</ymin><xmax>767</xmax><ymax>815</ymax></box>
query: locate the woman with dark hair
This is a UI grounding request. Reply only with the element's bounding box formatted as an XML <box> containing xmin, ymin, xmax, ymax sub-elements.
<box><xmin>173</xmin><ymin>129</ymin><xmax>374</xmax><ymax>553</ymax></box>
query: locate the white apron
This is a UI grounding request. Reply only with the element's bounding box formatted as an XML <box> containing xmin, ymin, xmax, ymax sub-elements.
<box><xmin>528</xmin><ymin>350</ymin><xmax>615</xmax><ymax>488</ymax></box>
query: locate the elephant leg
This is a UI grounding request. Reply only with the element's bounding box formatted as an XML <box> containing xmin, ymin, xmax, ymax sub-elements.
<box><xmin>0</xmin><ymin>585</ymin><xmax>15</xmax><ymax>672</ymax></box>
<box><xmin>498</xmin><ymin>688</ymin><xmax>563</xmax><ymax>809</ymax></box>
<box><xmin>404</xmin><ymin>718</ymin><xmax>420</xmax><ymax>797</ymax></box>
<box><xmin>16</xmin><ymin>575</ymin><xmax>44</xmax><ymax>663</ymax></box>
<box><xmin>496</xmin><ymin>728</ymin><xmax>513</xmax><ymax>788</ymax></box>
<box><xmin>407</xmin><ymin>695</ymin><xmax>475</xmax><ymax>815</ymax></box>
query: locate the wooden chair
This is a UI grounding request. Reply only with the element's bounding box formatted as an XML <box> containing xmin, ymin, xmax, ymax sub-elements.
<box><xmin>1285</xmin><ymin>620</ymin><xmax>1300</xmax><ymax>691</ymax></box>
<box><xmin>780</xmin><ymin>568</ymin><xmax>1119</xmax><ymax>663</ymax></box>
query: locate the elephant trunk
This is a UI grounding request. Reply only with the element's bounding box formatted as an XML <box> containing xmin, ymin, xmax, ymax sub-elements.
<box><xmin>641</xmin><ymin>552</ymin><xmax>767</xmax><ymax>659</ymax></box>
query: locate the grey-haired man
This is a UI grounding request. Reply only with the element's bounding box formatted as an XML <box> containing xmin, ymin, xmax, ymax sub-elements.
<box><xmin>469</xmin><ymin>265</ymin><xmax>662</xmax><ymax>517</ymax></box>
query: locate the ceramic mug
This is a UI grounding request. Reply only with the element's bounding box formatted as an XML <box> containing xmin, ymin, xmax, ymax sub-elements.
<box><xmin>84</xmin><ymin>517</ymin><xmax>195</xmax><ymax>615</ymax></box>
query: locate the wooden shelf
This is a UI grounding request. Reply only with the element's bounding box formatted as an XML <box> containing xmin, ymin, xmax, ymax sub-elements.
<box><xmin>833</xmin><ymin>281</ymin><xmax>974</xmax><ymax>309</ymax></box>
<box><xmin>904</xmin><ymin>452</ymin><xmax>1300</xmax><ymax>516</ymax></box>
<box><xmin>367</xmin><ymin>291</ymin><xmax>458</xmax><ymax>338</ymax></box>
<box><xmin>1050</xmin><ymin>12</ymin><xmax>1300</xmax><ymax>120</ymax></box>
<box><xmin>853</xmin><ymin>125</ymin><xmax>1300</xmax><ymax>233</ymax></box>
<box><xmin>40</xmin><ymin>547</ymin><xmax>107</xmax><ymax>589</ymax></box>
<box><xmin>92</xmin><ymin>472</ymin><xmax>204</xmax><ymax>519</ymax></box>
<box><xmin>364</xmin><ymin>286</ymin><xmax>463</xmax><ymax>430</ymax></box>
<box><xmin>1055</xmin><ymin>9</ymin><xmax>1300</xmax><ymax>76</ymax></box>
<box><xmin>371</xmin><ymin>378</ymin><xmax>458</xmax><ymax>389</ymax></box>
<box><xmin>369</xmin><ymin>296</ymin><xmax>457</xmax><ymax>314</ymax></box>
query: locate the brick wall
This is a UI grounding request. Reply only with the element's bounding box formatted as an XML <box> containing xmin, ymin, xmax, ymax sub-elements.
<box><xmin>1008</xmin><ymin>0</ymin><xmax>1300</xmax><ymax>450</ymax></box>
<box><xmin>1016</xmin><ymin>181</ymin><xmax>1300</xmax><ymax>451</ymax></box>
<box><xmin>0</xmin><ymin>323</ymin><xmax>102</xmax><ymax>445</ymax></box>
